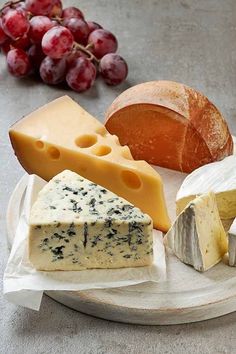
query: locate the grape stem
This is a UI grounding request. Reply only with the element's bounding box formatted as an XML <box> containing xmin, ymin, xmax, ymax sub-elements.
<box><xmin>0</xmin><ymin>0</ymin><xmax>23</xmax><ymax>14</ymax></box>
<box><xmin>73</xmin><ymin>42</ymin><xmax>100</xmax><ymax>64</ymax></box>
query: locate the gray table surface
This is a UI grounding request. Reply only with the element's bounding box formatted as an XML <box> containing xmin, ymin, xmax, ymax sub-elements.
<box><xmin>1</xmin><ymin>0</ymin><xmax>236</xmax><ymax>353</ymax></box>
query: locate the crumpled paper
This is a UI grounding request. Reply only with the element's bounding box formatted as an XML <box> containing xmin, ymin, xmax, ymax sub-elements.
<box><xmin>4</xmin><ymin>174</ymin><xmax>166</xmax><ymax>311</ymax></box>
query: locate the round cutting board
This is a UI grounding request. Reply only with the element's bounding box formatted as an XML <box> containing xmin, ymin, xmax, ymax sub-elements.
<box><xmin>6</xmin><ymin>151</ymin><xmax>236</xmax><ymax>325</ymax></box>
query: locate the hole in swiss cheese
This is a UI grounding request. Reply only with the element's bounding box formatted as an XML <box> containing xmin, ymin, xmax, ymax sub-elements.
<box><xmin>121</xmin><ymin>170</ymin><xmax>142</xmax><ymax>189</ymax></box>
<box><xmin>75</xmin><ymin>135</ymin><xmax>97</xmax><ymax>148</ymax></box>
<box><xmin>47</xmin><ymin>146</ymin><xmax>60</xmax><ymax>160</ymax></box>
<box><xmin>92</xmin><ymin>145</ymin><xmax>112</xmax><ymax>156</ymax></box>
<box><xmin>35</xmin><ymin>140</ymin><xmax>44</xmax><ymax>149</ymax></box>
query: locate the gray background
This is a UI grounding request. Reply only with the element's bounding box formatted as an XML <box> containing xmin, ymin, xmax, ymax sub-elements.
<box><xmin>1</xmin><ymin>0</ymin><xmax>236</xmax><ymax>353</ymax></box>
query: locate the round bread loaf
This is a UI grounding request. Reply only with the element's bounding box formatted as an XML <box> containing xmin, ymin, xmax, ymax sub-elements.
<box><xmin>105</xmin><ymin>81</ymin><xmax>233</xmax><ymax>173</ymax></box>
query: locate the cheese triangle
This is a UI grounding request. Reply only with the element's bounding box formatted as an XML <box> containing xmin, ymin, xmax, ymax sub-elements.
<box><xmin>167</xmin><ymin>192</ymin><xmax>228</xmax><ymax>272</ymax></box>
<box><xmin>9</xmin><ymin>96</ymin><xmax>170</xmax><ymax>232</ymax></box>
<box><xmin>29</xmin><ymin>170</ymin><xmax>153</xmax><ymax>270</ymax></box>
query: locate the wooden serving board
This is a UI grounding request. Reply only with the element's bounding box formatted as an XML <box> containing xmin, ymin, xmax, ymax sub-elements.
<box><xmin>6</xmin><ymin>149</ymin><xmax>236</xmax><ymax>325</ymax></box>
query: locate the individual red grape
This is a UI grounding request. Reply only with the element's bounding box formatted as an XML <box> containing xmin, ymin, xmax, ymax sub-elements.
<box><xmin>99</xmin><ymin>53</ymin><xmax>128</xmax><ymax>85</ymax></box>
<box><xmin>29</xmin><ymin>16</ymin><xmax>54</xmax><ymax>44</ymax></box>
<box><xmin>0</xmin><ymin>18</ymin><xmax>8</xmax><ymax>45</ymax></box>
<box><xmin>66</xmin><ymin>49</ymin><xmax>87</xmax><ymax>68</ymax></box>
<box><xmin>28</xmin><ymin>44</ymin><xmax>45</xmax><ymax>69</ymax></box>
<box><xmin>63</xmin><ymin>18</ymin><xmax>89</xmax><ymax>45</ymax></box>
<box><xmin>49</xmin><ymin>0</ymin><xmax>63</xmax><ymax>17</ymax></box>
<box><xmin>7</xmin><ymin>48</ymin><xmax>31</xmax><ymax>77</ymax></box>
<box><xmin>66</xmin><ymin>57</ymin><xmax>96</xmax><ymax>92</ymax></box>
<box><xmin>62</xmin><ymin>7</ymin><xmax>84</xmax><ymax>20</ymax></box>
<box><xmin>88</xmin><ymin>29</ymin><xmax>118</xmax><ymax>59</ymax></box>
<box><xmin>25</xmin><ymin>0</ymin><xmax>54</xmax><ymax>16</ymax></box>
<box><xmin>2</xmin><ymin>9</ymin><xmax>30</xmax><ymax>40</ymax></box>
<box><xmin>40</xmin><ymin>56</ymin><xmax>66</xmax><ymax>84</ymax></box>
<box><xmin>87</xmin><ymin>21</ymin><xmax>102</xmax><ymax>35</ymax></box>
<box><xmin>42</xmin><ymin>26</ymin><xmax>74</xmax><ymax>59</ymax></box>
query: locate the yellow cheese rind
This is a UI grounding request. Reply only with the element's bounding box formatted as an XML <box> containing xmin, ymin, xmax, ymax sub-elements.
<box><xmin>9</xmin><ymin>96</ymin><xmax>170</xmax><ymax>232</ymax></box>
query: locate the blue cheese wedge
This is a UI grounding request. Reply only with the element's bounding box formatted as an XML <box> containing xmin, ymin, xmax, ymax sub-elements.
<box><xmin>176</xmin><ymin>156</ymin><xmax>236</xmax><ymax>220</ymax></box>
<box><xmin>29</xmin><ymin>170</ymin><xmax>153</xmax><ymax>270</ymax></box>
<box><xmin>228</xmin><ymin>218</ymin><xmax>236</xmax><ymax>266</ymax></box>
<box><xmin>167</xmin><ymin>192</ymin><xmax>228</xmax><ymax>272</ymax></box>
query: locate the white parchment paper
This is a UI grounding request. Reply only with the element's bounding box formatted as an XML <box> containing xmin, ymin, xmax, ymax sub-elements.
<box><xmin>3</xmin><ymin>175</ymin><xmax>166</xmax><ymax>311</ymax></box>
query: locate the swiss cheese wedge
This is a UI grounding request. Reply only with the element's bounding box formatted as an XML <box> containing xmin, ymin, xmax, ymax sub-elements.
<box><xmin>105</xmin><ymin>81</ymin><xmax>233</xmax><ymax>173</ymax></box>
<box><xmin>9</xmin><ymin>96</ymin><xmax>170</xmax><ymax>231</ymax></box>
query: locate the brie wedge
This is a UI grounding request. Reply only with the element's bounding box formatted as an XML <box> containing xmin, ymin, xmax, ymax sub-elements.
<box><xmin>167</xmin><ymin>192</ymin><xmax>228</xmax><ymax>272</ymax></box>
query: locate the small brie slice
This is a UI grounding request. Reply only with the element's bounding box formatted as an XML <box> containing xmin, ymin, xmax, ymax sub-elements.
<box><xmin>167</xmin><ymin>192</ymin><xmax>228</xmax><ymax>272</ymax></box>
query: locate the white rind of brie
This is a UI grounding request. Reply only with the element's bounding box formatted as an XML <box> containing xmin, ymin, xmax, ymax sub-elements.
<box><xmin>167</xmin><ymin>192</ymin><xmax>228</xmax><ymax>272</ymax></box>
<box><xmin>228</xmin><ymin>218</ymin><xmax>236</xmax><ymax>267</ymax></box>
<box><xmin>176</xmin><ymin>155</ymin><xmax>236</xmax><ymax>219</ymax></box>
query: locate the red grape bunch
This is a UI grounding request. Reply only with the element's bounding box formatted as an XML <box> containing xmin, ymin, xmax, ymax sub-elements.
<box><xmin>0</xmin><ymin>0</ymin><xmax>128</xmax><ymax>92</ymax></box>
